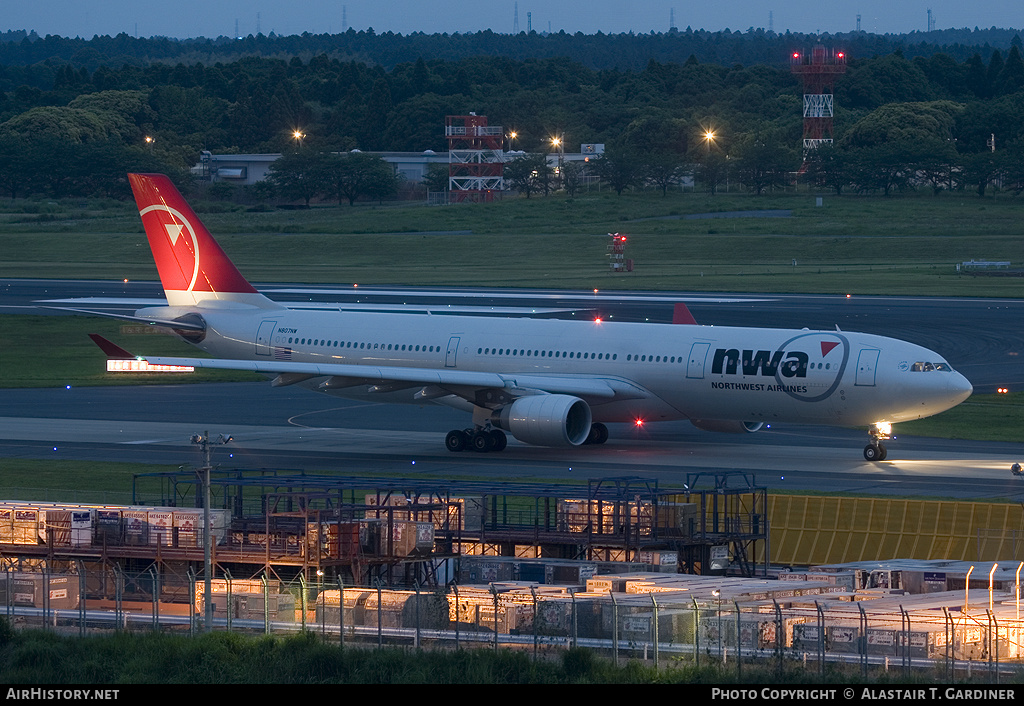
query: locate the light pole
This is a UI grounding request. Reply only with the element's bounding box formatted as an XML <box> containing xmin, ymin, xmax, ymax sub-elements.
<box><xmin>550</xmin><ymin>135</ymin><xmax>564</xmax><ymax>188</ymax></box>
<box><xmin>190</xmin><ymin>431</ymin><xmax>232</xmax><ymax>632</ymax></box>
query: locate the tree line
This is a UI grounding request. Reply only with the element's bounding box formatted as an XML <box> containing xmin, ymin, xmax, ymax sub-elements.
<box><xmin>2</xmin><ymin>36</ymin><xmax>1024</xmax><ymax>199</ymax></box>
<box><xmin>2</xmin><ymin>26</ymin><xmax>1024</xmax><ymax>73</ymax></box>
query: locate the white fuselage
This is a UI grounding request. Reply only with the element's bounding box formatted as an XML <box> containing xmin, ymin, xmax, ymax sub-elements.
<box><xmin>143</xmin><ymin>304</ymin><xmax>973</xmax><ymax>429</ymax></box>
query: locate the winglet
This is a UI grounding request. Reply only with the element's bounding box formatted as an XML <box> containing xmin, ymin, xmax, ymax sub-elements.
<box><xmin>88</xmin><ymin>334</ymin><xmax>135</xmax><ymax>359</ymax></box>
<box><xmin>672</xmin><ymin>303</ymin><xmax>698</xmax><ymax>325</ymax></box>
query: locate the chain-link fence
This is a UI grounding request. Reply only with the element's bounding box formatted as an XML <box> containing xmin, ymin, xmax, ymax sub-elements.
<box><xmin>3</xmin><ymin>564</ymin><xmax>1022</xmax><ymax>677</ymax></box>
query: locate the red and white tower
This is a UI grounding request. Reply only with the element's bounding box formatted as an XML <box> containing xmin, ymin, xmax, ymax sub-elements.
<box><xmin>445</xmin><ymin>114</ymin><xmax>505</xmax><ymax>203</ymax></box>
<box><xmin>790</xmin><ymin>46</ymin><xmax>846</xmax><ymax>151</ymax></box>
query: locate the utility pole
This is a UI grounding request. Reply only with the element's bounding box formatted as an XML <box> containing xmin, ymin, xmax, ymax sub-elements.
<box><xmin>191</xmin><ymin>431</ymin><xmax>232</xmax><ymax>632</ymax></box>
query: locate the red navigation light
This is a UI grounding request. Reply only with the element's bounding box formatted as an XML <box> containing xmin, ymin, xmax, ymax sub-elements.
<box><xmin>634</xmin><ymin>418</ymin><xmax>645</xmax><ymax>427</ymax></box>
<box><xmin>793</xmin><ymin>53</ymin><xmax>800</xmax><ymax>59</ymax></box>
<box><xmin>594</xmin><ymin>317</ymin><xmax>602</xmax><ymax>324</ymax></box>
<box><xmin>837</xmin><ymin>52</ymin><xmax>844</xmax><ymax>58</ymax></box>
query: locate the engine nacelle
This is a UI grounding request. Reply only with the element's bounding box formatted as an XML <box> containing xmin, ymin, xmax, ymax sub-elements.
<box><xmin>491</xmin><ymin>395</ymin><xmax>592</xmax><ymax>447</ymax></box>
<box><xmin>690</xmin><ymin>419</ymin><xmax>765</xmax><ymax>434</ymax></box>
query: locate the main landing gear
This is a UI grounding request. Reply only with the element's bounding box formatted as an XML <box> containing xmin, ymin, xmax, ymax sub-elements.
<box><xmin>445</xmin><ymin>428</ymin><xmax>507</xmax><ymax>453</ymax></box>
<box><xmin>863</xmin><ymin>422</ymin><xmax>892</xmax><ymax>462</ymax></box>
<box><xmin>444</xmin><ymin>422</ymin><xmax>610</xmax><ymax>452</ymax></box>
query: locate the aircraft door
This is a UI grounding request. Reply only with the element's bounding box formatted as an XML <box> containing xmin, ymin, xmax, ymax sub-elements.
<box><xmin>256</xmin><ymin>320</ymin><xmax>277</xmax><ymax>356</ymax></box>
<box><xmin>686</xmin><ymin>342</ymin><xmax>711</xmax><ymax>379</ymax></box>
<box><xmin>445</xmin><ymin>336</ymin><xmax>460</xmax><ymax>368</ymax></box>
<box><xmin>855</xmin><ymin>348</ymin><xmax>880</xmax><ymax>386</ymax></box>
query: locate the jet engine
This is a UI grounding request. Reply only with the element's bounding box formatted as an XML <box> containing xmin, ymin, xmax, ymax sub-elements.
<box><xmin>690</xmin><ymin>419</ymin><xmax>764</xmax><ymax>434</ymax></box>
<box><xmin>491</xmin><ymin>395</ymin><xmax>592</xmax><ymax>447</ymax></box>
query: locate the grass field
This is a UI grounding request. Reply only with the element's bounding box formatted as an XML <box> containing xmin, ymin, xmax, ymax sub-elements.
<box><xmin>2</xmin><ymin>189</ymin><xmax>1024</xmax><ymax>295</ymax></box>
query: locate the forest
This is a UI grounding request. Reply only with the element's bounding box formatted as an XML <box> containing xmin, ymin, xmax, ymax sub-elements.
<box><xmin>1</xmin><ymin>27</ymin><xmax>1024</xmax><ymax>200</ymax></box>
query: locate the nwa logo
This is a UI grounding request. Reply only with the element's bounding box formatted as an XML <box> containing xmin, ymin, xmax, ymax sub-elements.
<box><xmin>712</xmin><ymin>349</ymin><xmax>808</xmax><ymax>378</ymax></box>
<box><xmin>139</xmin><ymin>204</ymin><xmax>201</xmax><ymax>292</ymax></box>
<box><xmin>710</xmin><ymin>333</ymin><xmax>850</xmax><ymax>403</ymax></box>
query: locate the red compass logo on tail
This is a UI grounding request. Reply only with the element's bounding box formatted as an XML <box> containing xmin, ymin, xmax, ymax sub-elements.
<box><xmin>129</xmin><ymin>173</ymin><xmax>257</xmax><ymax>297</ymax></box>
<box><xmin>139</xmin><ymin>205</ymin><xmax>201</xmax><ymax>293</ymax></box>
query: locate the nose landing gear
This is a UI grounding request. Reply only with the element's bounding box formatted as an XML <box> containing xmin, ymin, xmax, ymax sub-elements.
<box><xmin>864</xmin><ymin>422</ymin><xmax>892</xmax><ymax>462</ymax></box>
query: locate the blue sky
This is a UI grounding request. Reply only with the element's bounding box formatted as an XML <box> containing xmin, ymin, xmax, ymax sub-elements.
<box><xmin>4</xmin><ymin>1</ymin><xmax>1022</xmax><ymax>39</ymax></box>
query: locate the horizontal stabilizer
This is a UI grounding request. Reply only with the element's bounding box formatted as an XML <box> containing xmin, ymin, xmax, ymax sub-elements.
<box><xmin>43</xmin><ymin>306</ymin><xmax>207</xmax><ymax>331</ymax></box>
<box><xmin>87</xmin><ymin>334</ymin><xmax>135</xmax><ymax>359</ymax></box>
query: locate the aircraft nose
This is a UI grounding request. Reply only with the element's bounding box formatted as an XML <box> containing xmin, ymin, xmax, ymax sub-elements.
<box><xmin>949</xmin><ymin>372</ymin><xmax>973</xmax><ymax>403</ymax></box>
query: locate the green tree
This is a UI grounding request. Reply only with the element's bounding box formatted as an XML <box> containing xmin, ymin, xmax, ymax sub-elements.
<box><xmin>267</xmin><ymin>148</ymin><xmax>327</xmax><ymax>206</ymax></box>
<box><xmin>732</xmin><ymin>132</ymin><xmax>796</xmax><ymax>195</ymax></box>
<box><xmin>322</xmin><ymin>151</ymin><xmax>399</xmax><ymax>205</ymax></box>
<box><xmin>503</xmin><ymin>153</ymin><xmax>548</xmax><ymax>198</ymax></box>
<box><xmin>592</xmin><ymin>145</ymin><xmax>643</xmax><ymax>196</ymax></box>
<box><xmin>802</xmin><ymin>142</ymin><xmax>849</xmax><ymax>196</ymax></box>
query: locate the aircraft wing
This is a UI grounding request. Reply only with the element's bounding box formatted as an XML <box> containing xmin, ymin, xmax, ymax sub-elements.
<box><xmin>143</xmin><ymin>355</ymin><xmax>648</xmax><ymax>402</ymax></box>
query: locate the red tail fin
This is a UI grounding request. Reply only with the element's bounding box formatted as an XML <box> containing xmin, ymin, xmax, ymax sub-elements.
<box><xmin>128</xmin><ymin>174</ymin><xmax>270</xmax><ymax>307</ymax></box>
<box><xmin>672</xmin><ymin>303</ymin><xmax>698</xmax><ymax>325</ymax></box>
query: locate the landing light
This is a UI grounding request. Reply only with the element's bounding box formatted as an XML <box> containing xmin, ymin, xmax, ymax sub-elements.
<box><xmin>846</xmin><ymin>294</ymin><xmax>851</xmax><ymax>299</ymax></box>
<box><xmin>876</xmin><ymin>422</ymin><xmax>892</xmax><ymax>436</ymax></box>
<box><xmin>999</xmin><ymin>387</ymin><xmax>1009</xmax><ymax>394</ymax></box>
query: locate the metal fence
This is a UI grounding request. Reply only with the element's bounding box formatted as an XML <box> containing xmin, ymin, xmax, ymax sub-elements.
<box><xmin>5</xmin><ymin>564</ymin><xmax>1024</xmax><ymax>678</ymax></box>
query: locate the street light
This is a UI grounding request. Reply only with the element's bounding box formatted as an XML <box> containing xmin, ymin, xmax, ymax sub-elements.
<box><xmin>292</xmin><ymin>129</ymin><xmax>305</xmax><ymax>149</ymax></box>
<box><xmin>704</xmin><ymin>130</ymin><xmax>716</xmax><ymax>153</ymax></box>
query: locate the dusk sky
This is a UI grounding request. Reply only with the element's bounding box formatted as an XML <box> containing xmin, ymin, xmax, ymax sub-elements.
<box><xmin>4</xmin><ymin>1</ymin><xmax>1022</xmax><ymax>40</ymax></box>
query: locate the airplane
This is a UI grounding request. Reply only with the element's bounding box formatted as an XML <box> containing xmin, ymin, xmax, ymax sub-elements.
<box><xmin>83</xmin><ymin>173</ymin><xmax>974</xmax><ymax>461</ymax></box>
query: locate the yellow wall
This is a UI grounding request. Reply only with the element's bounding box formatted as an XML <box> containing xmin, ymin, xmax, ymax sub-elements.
<box><xmin>767</xmin><ymin>495</ymin><xmax>1024</xmax><ymax>565</ymax></box>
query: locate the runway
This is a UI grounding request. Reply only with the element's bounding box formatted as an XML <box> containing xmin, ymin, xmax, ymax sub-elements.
<box><xmin>2</xmin><ymin>383</ymin><xmax>1024</xmax><ymax>501</ymax></box>
<box><xmin>2</xmin><ymin>279</ymin><xmax>1024</xmax><ymax>500</ymax></box>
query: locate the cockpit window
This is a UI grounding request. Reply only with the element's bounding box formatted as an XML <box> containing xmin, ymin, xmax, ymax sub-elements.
<box><xmin>910</xmin><ymin>361</ymin><xmax>953</xmax><ymax>372</ymax></box>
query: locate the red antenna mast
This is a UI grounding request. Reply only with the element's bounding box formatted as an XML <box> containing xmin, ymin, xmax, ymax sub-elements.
<box><xmin>790</xmin><ymin>46</ymin><xmax>846</xmax><ymax>152</ymax></box>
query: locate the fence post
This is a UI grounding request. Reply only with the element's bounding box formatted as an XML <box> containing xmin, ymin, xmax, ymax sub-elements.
<box><xmin>942</xmin><ymin>606</ymin><xmax>953</xmax><ymax>682</ymax></box>
<box><xmin>187</xmin><ymin>568</ymin><xmax>196</xmax><ymax>637</ymax></box>
<box><xmin>374</xmin><ymin>578</ymin><xmax>383</xmax><ymax>649</ymax></box>
<box><xmin>530</xmin><ymin>586</ymin><xmax>538</xmax><ymax>661</ymax></box>
<box><xmin>734</xmin><ymin>600</ymin><xmax>742</xmax><ymax>678</ymax></box>
<box><xmin>610</xmin><ymin>592</ymin><xmax>619</xmax><ymax>667</ymax></box>
<box><xmin>651</xmin><ymin>594</ymin><xmax>659</xmax><ymax>669</ymax></box>
<box><xmin>490</xmin><ymin>584</ymin><xmax>499</xmax><ymax>652</ymax></box>
<box><xmin>858</xmin><ymin>602</ymin><xmax>868</xmax><ymax>678</ymax></box>
<box><xmin>692</xmin><ymin>597</ymin><xmax>700</xmax><ymax>667</ymax></box>
<box><xmin>224</xmin><ymin>568</ymin><xmax>233</xmax><ymax>632</ymax></box>
<box><xmin>337</xmin><ymin>575</ymin><xmax>345</xmax><ymax>648</ymax></box>
<box><xmin>414</xmin><ymin>580</ymin><xmax>421</xmax><ymax>651</ymax></box>
<box><xmin>773</xmin><ymin>598</ymin><xmax>783</xmax><ymax>674</ymax></box>
<box><xmin>77</xmin><ymin>561</ymin><xmax>86</xmax><ymax>637</ymax></box>
<box><xmin>261</xmin><ymin>572</ymin><xmax>270</xmax><ymax>635</ymax></box>
<box><xmin>900</xmin><ymin>605</ymin><xmax>909</xmax><ymax>677</ymax></box>
<box><xmin>149</xmin><ymin>567</ymin><xmax>159</xmax><ymax>631</ymax></box>
<box><xmin>815</xmin><ymin>601</ymin><xmax>825</xmax><ymax>678</ymax></box>
<box><xmin>113</xmin><ymin>564</ymin><xmax>123</xmax><ymax>632</ymax></box>
<box><xmin>298</xmin><ymin>573</ymin><xmax>307</xmax><ymax>632</ymax></box>
<box><xmin>570</xmin><ymin>588</ymin><xmax>578</xmax><ymax>649</ymax></box>
<box><xmin>452</xmin><ymin>583</ymin><xmax>460</xmax><ymax>650</ymax></box>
